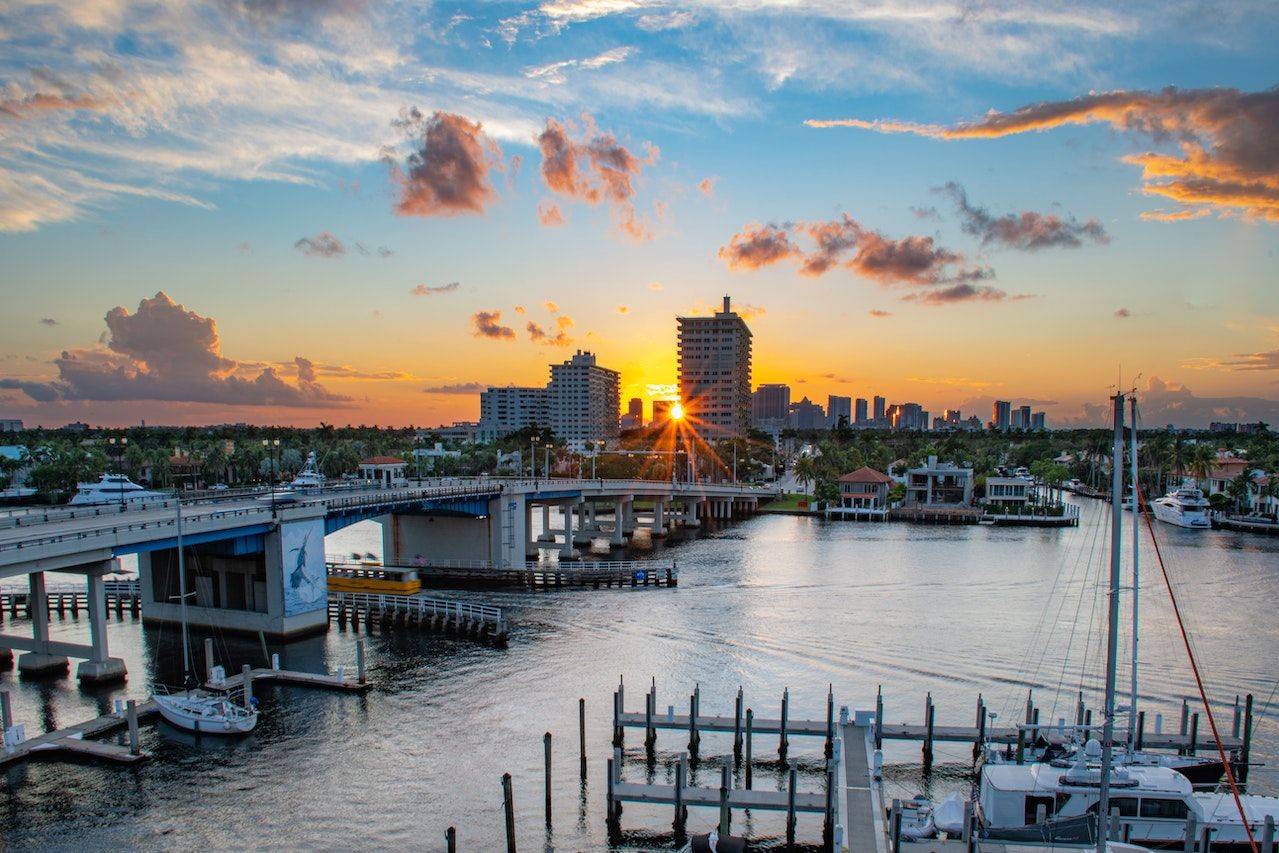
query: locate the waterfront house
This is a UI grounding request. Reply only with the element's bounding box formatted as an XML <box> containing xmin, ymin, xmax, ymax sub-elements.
<box><xmin>985</xmin><ymin>476</ymin><xmax>1032</xmax><ymax>508</ymax></box>
<box><xmin>828</xmin><ymin>466</ymin><xmax>893</xmax><ymax>519</ymax></box>
<box><xmin>905</xmin><ymin>455</ymin><xmax>973</xmax><ymax>507</ymax></box>
<box><xmin>358</xmin><ymin>455</ymin><xmax>408</xmax><ymax>488</ymax></box>
<box><xmin>1181</xmin><ymin>453</ymin><xmax>1248</xmax><ymax>496</ymax></box>
<box><xmin>1248</xmin><ymin>474</ymin><xmax>1278</xmax><ymax>518</ymax></box>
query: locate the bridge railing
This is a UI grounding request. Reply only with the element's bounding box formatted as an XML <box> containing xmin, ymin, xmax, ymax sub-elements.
<box><xmin>0</xmin><ymin>579</ymin><xmax>141</xmax><ymax>597</ymax></box>
<box><xmin>329</xmin><ymin>590</ymin><xmax>502</xmax><ymax>625</ymax></box>
<box><xmin>0</xmin><ymin>504</ymin><xmax>274</xmax><ymax>555</ymax></box>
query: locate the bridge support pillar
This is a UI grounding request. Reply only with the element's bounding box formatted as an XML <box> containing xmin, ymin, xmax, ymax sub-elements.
<box><xmin>610</xmin><ymin>498</ymin><xmax>631</xmax><ymax>547</ymax></box>
<box><xmin>17</xmin><ymin>573</ymin><xmax>68</xmax><ymax>677</ymax></box>
<box><xmin>538</xmin><ymin>505</ymin><xmax>556</xmax><ymax>542</ymax></box>
<box><xmin>560</xmin><ymin>501</ymin><xmax>580</xmax><ymax>560</ymax></box>
<box><xmin>525</xmin><ymin>500</ymin><xmax>538</xmax><ymax>558</ymax></box>
<box><xmin>651</xmin><ymin>500</ymin><xmax>667</xmax><ymax>537</ymax></box>
<box><xmin>77</xmin><ymin>570</ymin><xmax>126</xmax><ymax>683</ymax></box>
<box><xmin>573</xmin><ymin>502</ymin><xmax>593</xmax><ymax>545</ymax></box>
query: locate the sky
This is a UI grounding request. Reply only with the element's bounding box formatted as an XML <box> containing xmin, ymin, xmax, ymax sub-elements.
<box><xmin>1</xmin><ymin>0</ymin><xmax>1277</xmax><ymax>430</ymax></box>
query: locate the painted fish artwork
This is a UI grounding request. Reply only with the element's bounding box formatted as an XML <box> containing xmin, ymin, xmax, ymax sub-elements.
<box><xmin>282</xmin><ymin>520</ymin><xmax>326</xmax><ymax>615</ymax></box>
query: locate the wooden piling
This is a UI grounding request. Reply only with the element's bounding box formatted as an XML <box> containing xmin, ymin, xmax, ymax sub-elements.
<box><xmin>1189</xmin><ymin>712</ymin><xmax>1199</xmax><ymax>756</ymax></box>
<box><xmin>745</xmin><ymin>709</ymin><xmax>754</xmax><ymax>789</ymax></box>
<box><xmin>1232</xmin><ymin>695</ymin><xmax>1242</xmax><ymax>739</ymax></box>
<box><xmin>779</xmin><ymin>687</ymin><xmax>790</xmax><ymax>760</ymax></box>
<box><xmin>1015</xmin><ymin>725</ymin><xmax>1026</xmax><ymax>766</ymax></box>
<box><xmin>501</xmin><ymin>772</ymin><xmax>517</xmax><ymax>853</ymax></box>
<box><xmin>543</xmin><ymin>732</ymin><xmax>553</xmax><ymax>829</ymax></box>
<box><xmin>1180</xmin><ymin>698</ymin><xmax>1189</xmax><ymax>736</ymax></box>
<box><xmin>1084</xmin><ymin>709</ymin><xmax>1093</xmax><ymax>742</ymax></box>
<box><xmin>1261</xmin><ymin>815</ymin><xmax>1273</xmax><ymax>853</ymax></box>
<box><xmin>891</xmin><ymin>798</ymin><xmax>902</xmax><ymax>853</ymax></box>
<box><xmin>875</xmin><ymin>685</ymin><xmax>884</xmax><ymax>750</ymax></box>
<box><xmin>923</xmin><ymin>693</ymin><xmax>935</xmax><ymax>770</ymax></box>
<box><xmin>1076</xmin><ymin>691</ymin><xmax>1085</xmax><ymax>727</ymax></box>
<box><xmin>242</xmin><ymin>664</ymin><xmax>253</xmax><ymax>707</ymax></box>
<box><xmin>645</xmin><ymin>693</ymin><xmax>655</xmax><ymax>755</ymax></box>
<box><xmin>204</xmin><ymin>637</ymin><xmax>215</xmax><ymax>682</ymax></box>
<box><xmin>733</xmin><ymin>686</ymin><xmax>744</xmax><ymax>765</ymax></box>
<box><xmin>606</xmin><ymin>756</ymin><xmax>617</xmax><ymax>840</ymax></box>
<box><xmin>786</xmin><ymin>760</ymin><xmax>798</xmax><ymax>850</ymax></box>
<box><xmin>687</xmin><ymin>692</ymin><xmax>699</xmax><ymax>759</ymax></box>
<box><xmin>445</xmin><ymin>826</ymin><xmax>456</xmax><ymax>852</ymax></box>
<box><xmin>718</xmin><ymin>762</ymin><xmax>731</xmax><ymax>836</ymax></box>
<box><xmin>674</xmin><ymin>752</ymin><xmax>688</xmax><ymax>841</ymax></box>
<box><xmin>356</xmin><ymin>639</ymin><xmax>366</xmax><ymax>685</ymax></box>
<box><xmin>824</xmin><ymin>685</ymin><xmax>835</xmax><ymax>760</ymax></box>
<box><xmin>1241</xmin><ymin>693</ymin><xmax>1254</xmax><ymax>785</ymax></box>
<box><xmin>1</xmin><ymin>689</ymin><xmax>11</xmax><ymax>731</ymax></box>
<box><xmin>612</xmin><ymin>691</ymin><xmax>622</xmax><ymax>748</ymax></box>
<box><xmin>824</xmin><ymin>762</ymin><xmax>836</xmax><ymax>851</ymax></box>
<box><xmin>973</xmin><ymin>694</ymin><xmax>985</xmax><ymax>762</ymax></box>
<box><xmin>1025</xmin><ymin>690</ymin><xmax>1034</xmax><ymax>728</ymax></box>
<box><xmin>126</xmin><ymin>699</ymin><xmax>140</xmax><ymax>755</ymax></box>
<box><xmin>1136</xmin><ymin>710</ymin><xmax>1145</xmax><ymax>750</ymax></box>
<box><xmin>579</xmin><ymin>698</ymin><xmax>587</xmax><ymax>781</ymax></box>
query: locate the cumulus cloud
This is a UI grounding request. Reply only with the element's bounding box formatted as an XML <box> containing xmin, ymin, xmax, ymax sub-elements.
<box><xmin>39</xmin><ymin>318</ymin><xmax>59</xmax><ymax>326</ymax></box>
<box><xmin>0</xmin><ymin>292</ymin><xmax>350</xmax><ymax>407</ymax></box>
<box><xmin>869</xmin><ymin>309</ymin><xmax>892</xmax><ymax>318</ymax></box>
<box><xmin>385</xmin><ymin>109</ymin><xmax>501</xmax><ymax>217</ymax></box>
<box><xmin>423</xmin><ymin>381</ymin><xmax>486</xmax><ymax>394</ymax></box>
<box><xmin>720</xmin><ymin>213</ymin><xmax>994</xmax><ymax>300</ymax></box>
<box><xmin>810</xmin><ymin>87</ymin><xmax>1279</xmax><ymax>222</ymax></box>
<box><xmin>1065</xmin><ymin>376</ymin><xmax>1279</xmax><ymax>428</ymax></box>
<box><xmin>527</xmin><ymin>315</ymin><xmax>574</xmax><ymax>346</ymax></box>
<box><xmin>410</xmin><ymin>282</ymin><xmax>461</xmax><ymax>296</ymax></box>
<box><xmin>294</xmin><ymin>231</ymin><xmax>345</xmax><ymax>257</ymax></box>
<box><xmin>538</xmin><ymin>201</ymin><xmax>565</xmax><ymax>226</ymax></box>
<box><xmin>545</xmin><ymin>301</ymin><xmax>559</xmax><ymax>312</ymax></box>
<box><xmin>698</xmin><ymin>177</ymin><xmax>716</xmax><ymax>198</ymax></box>
<box><xmin>902</xmin><ymin>283</ymin><xmax>1012</xmax><ymax>305</ymax></box>
<box><xmin>940</xmin><ymin>183</ymin><xmax>1110</xmax><ymax>250</ymax></box>
<box><xmin>1115</xmin><ymin>307</ymin><xmax>1132</xmax><ymax>318</ymax></box>
<box><xmin>472</xmin><ymin>310</ymin><xmax>515</xmax><ymax>340</ymax></box>
<box><xmin>536</xmin><ymin>115</ymin><xmax>659</xmax><ymax>239</ymax></box>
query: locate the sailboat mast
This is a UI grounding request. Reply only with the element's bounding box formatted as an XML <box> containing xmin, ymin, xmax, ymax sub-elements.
<box><xmin>176</xmin><ymin>494</ymin><xmax>191</xmax><ymax>682</ymax></box>
<box><xmin>1128</xmin><ymin>394</ymin><xmax>1140</xmax><ymax>749</ymax></box>
<box><xmin>1098</xmin><ymin>392</ymin><xmax>1124</xmax><ymax>852</ymax></box>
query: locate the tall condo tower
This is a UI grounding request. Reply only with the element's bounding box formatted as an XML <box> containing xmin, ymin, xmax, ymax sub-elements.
<box><xmin>548</xmin><ymin>350</ymin><xmax>621</xmax><ymax>445</ymax></box>
<box><xmin>677</xmin><ymin>295</ymin><xmax>753</xmax><ymax>438</ymax></box>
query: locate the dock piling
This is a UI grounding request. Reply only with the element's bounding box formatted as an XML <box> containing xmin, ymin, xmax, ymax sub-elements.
<box><xmin>687</xmin><ymin>691</ymin><xmax>699</xmax><ymax>760</ymax></box>
<box><xmin>733</xmin><ymin>686</ymin><xmax>743</xmax><ymax>765</ymax></box>
<box><xmin>923</xmin><ymin>693</ymin><xmax>935</xmax><ymax>770</ymax></box>
<box><xmin>779</xmin><ymin>687</ymin><xmax>790</xmax><ymax>760</ymax></box>
<box><xmin>973</xmin><ymin>694</ymin><xmax>985</xmax><ymax>762</ymax></box>
<box><xmin>126</xmin><ymin>699</ymin><xmax>140</xmax><ymax>755</ymax></box>
<box><xmin>501</xmin><ymin>772</ymin><xmax>517</xmax><ymax>853</ymax></box>
<box><xmin>1136</xmin><ymin>710</ymin><xmax>1145</xmax><ymax>750</ymax></box>
<box><xmin>718</xmin><ymin>762</ymin><xmax>731</xmax><ymax>836</ymax></box>
<box><xmin>1076</xmin><ymin>691</ymin><xmax>1085</xmax><ymax>728</ymax></box>
<box><xmin>824</xmin><ymin>760</ymin><xmax>836</xmax><ymax>852</ymax></box>
<box><xmin>1241</xmin><ymin>694</ymin><xmax>1254</xmax><ymax>786</ymax></box>
<box><xmin>673</xmin><ymin>752</ymin><xmax>687</xmax><ymax>841</ymax></box>
<box><xmin>204</xmin><ymin>637</ymin><xmax>215</xmax><ymax>682</ymax></box>
<box><xmin>1261</xmin><ymin>815</ymin><xmax>1273</xmax><ymax>852</ymax></box>
<box><xmin>745</xmin><ymin>708</ymin><xmax>754</xmax><ymax>789</ymax></box>
<box><xmin>1</xmin><ymin>689</ymin><xmax>10</xmax><ymax>732</ymax></box>
<box><xmin>875</xmin><ymin>685</ymin><xmax>884</xmax><ymax>750</ymax></box>
<box><xmin>242</xmin><ymin>664</ymin><xmax>253</xmax><ymax>708</ymax></box>
<box><xmin>612</xmin><ymin>691</ymin><xmax>622</xmax><ymax>748</ymax></box>
<box><xmin>645</xmin><ymin>692</ymin><xmax>655</xmax><ymax>756</ymax></box>
<box><xmin>890</xmin><ymin>798</ymin><xmax>902</xmax><ymax>853</ymax></box>
<box><xmin>1232</xmin><ymin>695</ymin><xmax>1242</xmax><ymax>739</ymax></box>
<box><xmin>578</xmin><ymin>698</ymin><xmax>587</xmax><ymax>781</ymax></box>
<box><xmin>356</xmin><ymin>640</ymin><xmax>366</xmax><ymax>685</ymax></box>
<box><xmin>824</xmin><ymin>685</ymin><xmax>834</xmax><ymax>760</ymax></box>
<box><xmin>1183</xmin><ymin>812</ymin><xmax>1197</xmax><ymax>852</ymax></box>
<box><xmin>445</xmin><ymin>826</ymin><xmax>456</xmax><ymax>852</ymax></box>
<box><xmin>543</xmin><ymin>732</ymin><xmax>553</xmax><ymax>829</ymax></box>
<box><xmin>1188</xmin><ymin>713</ymin><xmax>1199</xmax><ymax>756</ymax></box>
<box><xmin>786</xmin><ymin>760</ymin><xmax>798</xmax><ymax>850</ymax></box>
<box><xmin>1180</xmin><ymin>698</ymin><xmax>1189</xmax><ymax>736</ymax></box>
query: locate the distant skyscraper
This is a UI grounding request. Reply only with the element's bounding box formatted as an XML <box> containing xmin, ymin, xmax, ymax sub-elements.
<box><xmin>620</xmin><ymin>397</ymin><xmax>644</xmax><ymax>430</ymax></box>
<box><xmin>677</xmin><ymin>295</ymin><xmax>753</xmax><ymax>437</ymax></box>
<box><xmin>827</xmin><ymin>395</ymin><xmax>852</xmax><ymax>428</ymax></box>
<box><xmin>548</xmin><ymin>350</ymin><xmax>620</xmax><ymax>445</ymax></box>
<box><xmin>1018</xmin><ymin>405</ymin><xmax>1032</xmax><ymax>430</ymax></box>
<box><xmin>992</xmin><ymin>400</ymin><xmax>1011</xmax><ymax>432</ymax></box>
<box><xmin>752</xmin><ymin>383</ymin><xmax>790</xmax><ymax>425</ymax></box>
<box><xmin>479</xmin><ymin>386</ymin><xmax>548</xmax><ymax>442</ymax></box>
<box><xmin>854</xmin><ymin>398</ymin><xmax>868</xmax><ymax>425</ymax></box>
<box><xmin>901</xmin><ymin>402</ymin><xmax>925</xmax><ymax>431</ymax></box>
<box><xmin>873</xmin><ymin>395</ymin><xmax>886</xmax><ymax>424</ymax></box>
<box><xmin>789</xmin><ymin>397</ymin><xmax>825</xmax><ymax>430</ymax></box>
<box><xmin>1031</xmin><ymin>411</ymin><xmax>1047</xmax><ymax>431</ymax></box>
<box><xmin>1010</xmin><ymin>408</ymin><xmax>1024</xmax><ymax>430</ymax></box>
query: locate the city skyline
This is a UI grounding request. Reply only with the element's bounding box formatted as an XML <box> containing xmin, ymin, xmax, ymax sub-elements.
<box><xmin>1</xmin><ymin>2</ymin><xmax>1277</xmax><ymax>430</ymax></box>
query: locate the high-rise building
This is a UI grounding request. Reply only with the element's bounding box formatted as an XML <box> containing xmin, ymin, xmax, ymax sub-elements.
<box><xmin>789</xmin><ymin>397</ymin><xmax>825</xmax><ymax>430</ymax></box>
<box><xmin>992</xmin><ymin>400</ymin><xmax>1011</xmax><ymax>432</ymax></box>
<box><xmin>854</xmin><ymin>398</ymin><xmax>868</xmax><ymax>425</ymax></box>
<box><xmin>1031</xmin><ymin>411</ymin><xmax>1047</xmax><ymax>431</ymax></box>
<box><xmin>827</xmin><ymin>395</ymin><xmax>852</xmax><ymax>429</ymax></box>
<box><xmin>620</xmin><ymin>397</ymin><xmax>644</xmax><ymax>430</ymax></box>
<box><xmin>873</xmin><ymin>396</ymin><xmax>886</xmax><ymax>425</ymax></box>
<box><xmin>677</xmin><ymin>295</ymin><xmax>753</xmax><ymax>437</ymax></box>
<box><xmin>548</xmin><ymin>350</ymin><xmax>621</xmax><ymax>446</ymax></box>
<box><xmin>1018</xmin><ymin>405</ymin><xmax>1032</xmax><ymax>430</ymax></box>
<box><xmin>1010</xmin><ymin>408</ymin><xmax>1025</xmax><ymax>430</ymax></box>
<box><xmin>479</xmin><ymin>386</ymin><xmax>548</xmax><ymax>442</ymax></box>
<box><xmin>752</xmin><ymin>383</ymin><xmax>790</xmax><ymax>424</ymax></box>
<box><xmin>900</xmin><ymin>402</ymin><xmax>925</xmax><ymax>431</ymax></box>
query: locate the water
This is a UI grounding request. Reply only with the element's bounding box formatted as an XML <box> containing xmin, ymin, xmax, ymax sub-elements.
<box><xmin>2</xmin><ymin>497</ymin><xmax>1276</xmax><ymax>851</ymax></box>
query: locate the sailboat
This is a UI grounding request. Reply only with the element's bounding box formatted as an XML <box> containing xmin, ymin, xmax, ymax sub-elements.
<box><xmin>152</xmin><ymin>496</ymin><xmax>259</xmax><ymax>735</ymax></box>
<box><xmin>975</xmin><ymin>394</ymin><xmax>1279</xmax><ymax>850</ymax></box>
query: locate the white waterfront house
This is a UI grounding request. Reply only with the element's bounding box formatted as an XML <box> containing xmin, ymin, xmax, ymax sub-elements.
<box><xmin>905</xmin><ymin>455</ymin><xmax>974</xmax><ymax>507</ymax></box>
<box><xmin>984</xmin><ymin>476</ymin><xmax>1032</xmax><ymax>508</ymax></box>
<box><xmin>358</xmin><ymin>456</ymin><xmax>408</xmax><ymax>488</ymax></box>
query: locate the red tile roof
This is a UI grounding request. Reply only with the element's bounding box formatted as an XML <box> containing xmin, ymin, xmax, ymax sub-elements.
<box><xmin>838</xmin><ymin>466</ymin><xmax>893</xmax><ymax>484</ymax></box>
<box><xmin>359</xmin><ymin>456</ymin><xmax>406</xmax><ymax>465</ymax></box>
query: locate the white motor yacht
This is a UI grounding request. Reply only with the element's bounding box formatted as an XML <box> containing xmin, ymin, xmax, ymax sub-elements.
<box><xmin>287</xmin><ymin>452</ymin><xmax>326</xmax><ymax>491</ymax></box>
<box><xmin>69</xmin><ymin>474</ymin><xmax>166</xmax><ymax>506</ymax></box>
<box><xmin>1151</xmin><ymin>488</ymin><xmax>1211</xmax><ymax>529</ymax></box>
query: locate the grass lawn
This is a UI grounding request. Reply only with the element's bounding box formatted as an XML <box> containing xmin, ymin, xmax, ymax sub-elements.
<box><xmin>759</xmin><ymin>492</ymin><xmax>816</xmax><ymax>512</ymax></box>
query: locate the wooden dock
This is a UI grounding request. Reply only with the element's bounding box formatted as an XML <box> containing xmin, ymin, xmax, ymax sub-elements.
<box><xmin>328</xmin><ymin>590</ymin><xmax>509</xmax><ymax>646</ymax></box>
<box><xmin>0</xmin><ymin>580</ymin><xmax>141</xmax><ymax>621</ymax></box>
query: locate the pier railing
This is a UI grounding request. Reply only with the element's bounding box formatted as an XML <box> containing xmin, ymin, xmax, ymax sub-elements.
<box><xmin>327</xmin><ymin>557</ymin><xmax>677</xmax><ymax>575</ymax></box>
<box><xmin>329</xmin><ymin>591</ymin><xmax>502</xmax><ymax>624</ymax></box>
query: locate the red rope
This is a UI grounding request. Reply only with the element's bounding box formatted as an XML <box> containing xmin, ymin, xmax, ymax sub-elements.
<box><xmin>1139</xmin><ymin>481</ymin><xmax>1259</xmax><ymax>852</ymax></box>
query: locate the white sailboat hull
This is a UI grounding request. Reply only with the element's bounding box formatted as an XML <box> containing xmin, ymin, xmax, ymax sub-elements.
<box><xmin>154</xmin><ymin>693</ymin><xmax>258</xmax><ymax>734</ymax></box>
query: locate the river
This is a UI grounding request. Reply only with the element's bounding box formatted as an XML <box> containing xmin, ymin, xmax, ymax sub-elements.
<box><xmin>2</xmin><ymin>495</ymin><xmax>1276</xmax><ymax>851</ymax></box>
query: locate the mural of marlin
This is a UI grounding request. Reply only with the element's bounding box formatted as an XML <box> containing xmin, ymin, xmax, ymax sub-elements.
<box><xmin>289</xmin><ymin>531</ymin><xmax>318</xmax><ymax>594</ymax></box>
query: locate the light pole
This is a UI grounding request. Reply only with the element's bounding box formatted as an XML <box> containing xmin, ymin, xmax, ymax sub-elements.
<box><xmin>262</xmin><ymin>437</ymin><xmax>280</xmax><ymax>514</ymax></box>
<box><xmin>107</xmin><ymin>437</ymin><xmax>128</xmax><ymax>507</ymax></box>
<box><xmin>732</xmin><ymin>442</ymin><xmax>738</xmax><ymax>484</ymax></box>
<box><xmin>531</xmin><ymin>436</ymin><xmax>540</xmax><ymax>479</ymax></box>
<box><xmin>544</xmin><ymin>444</ymin><xmax>552</xmax><ymax>479</ymax></box>
<box><xmin>591</xmin><ymin>439</ymin><xmax>604</xmax><ymax>479</ymax></box>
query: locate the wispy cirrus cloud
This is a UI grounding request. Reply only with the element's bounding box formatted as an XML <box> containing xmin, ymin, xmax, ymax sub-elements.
<box><xmin>472</xmin><ymin>310</ymin><xmax>515</xmax><ymax>340</ymax></box>
<box><xmin>939</xmin><ymin>183</ymin><xmax>1109</xmax><ymax>250</ymax></box>
<box><xmin>810</xmin><ymin>87</ymin><xmax>1279</xmax><ymax>222</ymax></box>
<box><xmin>411</xmin><ymin>282</ymin><xmax>461</xmax><ymax>296</ymax></box>
<box><xmin>525</xmin><ymin>46</ymin><xmax>635</xmax><ymax>84</ymax></box>
<box><xmin>869</xmin><ymin>309</ymin><xmax>892</xmax><ymax>318</ymax></box>
<box><xmin>423</xmin><ymin>381</ymin><xmax>487</xmax><ymax>394</ymax></box>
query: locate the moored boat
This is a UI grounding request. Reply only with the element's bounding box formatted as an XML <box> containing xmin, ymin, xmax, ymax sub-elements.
<box><xmin>69</xmin><ymin>473</ymin><xmax>166</xmax><ymax>506</ymax></box>
<box><xmin>1151</xmin><ymin>488</ymin><xmax>1211</xmax><ymax>529</ymax></box>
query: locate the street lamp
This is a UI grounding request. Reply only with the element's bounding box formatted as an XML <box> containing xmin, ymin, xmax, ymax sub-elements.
<box><xmin>544</xmin><ymin>444</ymin><xmax>552</xmax><ymax>480</ymax></box>
<box><xmin>262</xmin><ymin>437</ymin><xmax>280</xmax><ymax>514</ymax></box>
<box><xmin>107</xmin><ymin>437</ymin><xmax>127</xmax><ymax>508</ymax></box>
<box><xmin>531</xmin><ymin>436</ymin><xmax>541</xmax><ymax>479</ymax></box>
<box><xmin>591</xmin><ymin>439</ymin><xmax>604</xmax><ymax>479</ymax></box>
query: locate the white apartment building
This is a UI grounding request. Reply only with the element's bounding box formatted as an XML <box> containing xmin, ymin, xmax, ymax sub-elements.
<box><xmin>677</xmin><ymin>295</ymin><xmax>753</xmax><ymax>438</ymax></box>
<box><xmin>478</xmin><ymin>386</ymin><xmax>548</xmax><ymax>442</ymax></box>
<box><xmin>548</xmin><ymin>350</ymin><xmax>620</xmax><ymax>447</ymax></box>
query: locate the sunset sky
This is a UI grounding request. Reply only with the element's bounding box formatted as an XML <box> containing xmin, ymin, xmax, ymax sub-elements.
<box><xmin>1</xmin><ymin>1</ymin><xmax>1276</xmax><ymax>430</ymax></box>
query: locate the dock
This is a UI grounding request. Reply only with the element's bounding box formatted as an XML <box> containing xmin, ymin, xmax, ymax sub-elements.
<box><xmin>327</xmin><ymin>558</ymin><xmax>678</xmax><ymax>591</ymax></box>
<box><xmin>328</xmin><ymin>590</ymin><xmax>509</xmax><ymax>645</ymax></box>
<box><xmin>0</xmin><ymin>580</ymin><xmax>141</xmax><ymax>620</ymax></box>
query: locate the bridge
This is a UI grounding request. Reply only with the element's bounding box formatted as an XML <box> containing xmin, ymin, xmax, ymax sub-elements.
<box><xmin>0</xmin><ymin>477</ymin><xmax>775</xmax><ymax>683</ymax></box>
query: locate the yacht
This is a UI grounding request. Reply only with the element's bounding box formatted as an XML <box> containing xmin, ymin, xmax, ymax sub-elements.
<box><xmin>69</xmin><ymin>474</ymin><xmax>166</xmax><ymax>506</ymax></box>
<box><xmin>1152</xmin><ymin>488</ymin><xmax>1211</xmax><ymax>529</ymax></box>
<box><xmin>287</xmin><ymin>452</ymin><xmax>326</xmax><ymax>491</ymax></box>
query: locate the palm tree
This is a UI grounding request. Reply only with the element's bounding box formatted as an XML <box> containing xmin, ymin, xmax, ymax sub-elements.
<box><xmin>794</xmin><ymin>455</ymin><xmax>816</xmax><ymax>495</ymax></box>
<box><xmin>1226</xmin><ymin>471</ymin><xmax>1251</xmax><ymax>516</ymax></box>
<box><xmin>1187</xmin><ymin>443</ymin><xmax>1216</xmax><ymax>493</ymax></box>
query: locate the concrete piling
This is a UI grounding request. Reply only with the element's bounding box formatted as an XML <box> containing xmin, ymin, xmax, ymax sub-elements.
<box><xmin>745</xmin><ymin>708</ymin><xmax>754</xmax><ymax>789</ymax></box>
<box><xmin>1</xmin><ymin>689</ymin><xmax>11</xmax><ymax>731</ymax></box>
<box><xmin>673</xmin><ymin>752</ymin><xmax>687</xmax><ymax>842</ymax></box>
<box><xmin>543</xmin><ymin>732</ymin><xmax>553</xmax><ymax>830</ymax></box>
<box><xmin>786</xmin><ymin>760</ymin><xmax>798</xmax><ymax>850</ymax></box>
<box><xmin>126</xmin><ymin>699</ymin><xmax>140</xmax><ymax>755</ymax></box>
<box><xmin>242</xmin><ymin>664</ymin><xmax>253</xmax><ymax>707</ymax></box>
<box><xmin>501</xmin><ymin>772</ymin><xmax>517</xmax><ymax>853</ymax></box>
<box><xmin>579</xmin><ymin>698</ymin><xmax>587</xmax><ymax>781</ymax></box>
<box><xmin>733</xmin><ymin>686</ymin><xmax>744</xmax><ymax>765</ymax></box>
<box><xmin>718</xmin><ymin>762</ymin><xmax>731</xmax><ymax>836</ymax></box>
<box><xmin>356</xmin><ymin>639</ymin><xmax>366</xmax><ymax>685</ymax></box>
<box><xmin>687</xmin><ymin>691</ymin><xmax>699</xmax><ymax>760</ymax></box>
<box><xmin>779</xmin><ymin>687</ymin><xmax>790</xmax><ymax>760</ymax></box>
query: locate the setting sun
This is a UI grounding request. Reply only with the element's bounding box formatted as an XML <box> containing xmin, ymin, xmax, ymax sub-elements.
<box><xmin>670</xmin><ymin>402</ymin><xmax>684</xmax><ymax>421</ymax></box>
